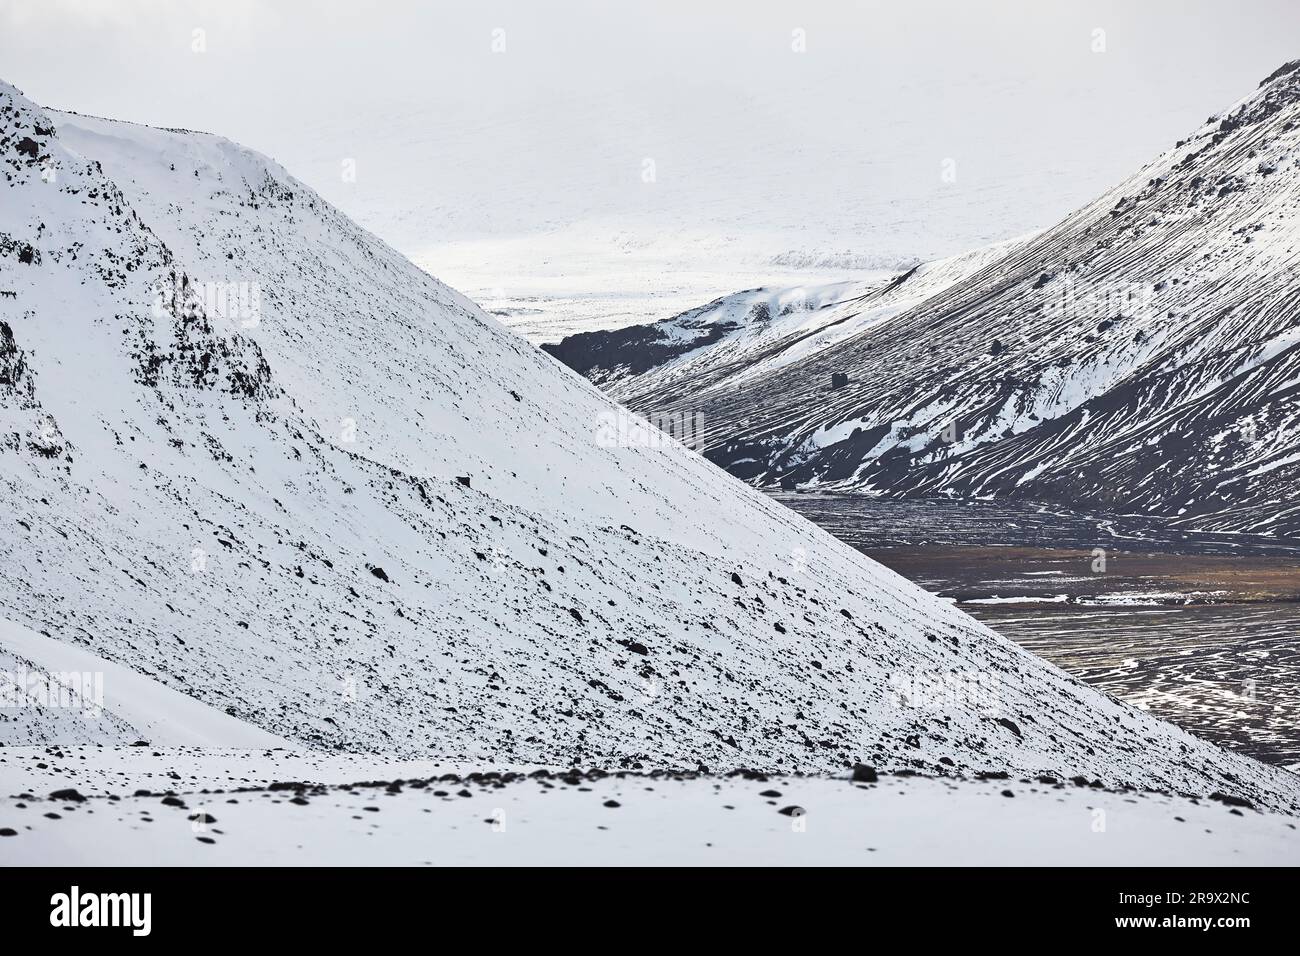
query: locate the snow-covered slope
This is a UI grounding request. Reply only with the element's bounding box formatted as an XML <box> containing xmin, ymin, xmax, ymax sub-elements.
<box><xmin>1</xmin><ymin>79</ymin><xmax>1295</xmax><ymax>809</ymax></box>
<box><xmin>544</xmin><ymin>236</ymin><xmax>1032</xmax><ymax>403</ymax></box>
<box><xmin>550</xmin><ymin>61</ymin><xmax>1300</xmax><ymax>536</ymax></box>
<box><xmin>0</xmin><ymin>619</ymin><xmax>285</xmax><ymax>747</ymax></box>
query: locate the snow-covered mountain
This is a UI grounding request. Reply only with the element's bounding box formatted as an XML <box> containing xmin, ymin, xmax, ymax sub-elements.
<box><xmin>1</xmin><ymin>79</ymin><xmax>1295</xmax><ymax>809</ymax></box>
<box><xmin>544</xmin><ymin>236</ymin><xmax>1032</xmax><ymax>402</ymax></box>
<box><xmin>549</xmin><ymin>61</ymin><xmax>1300</xmax><ymax>537</ymax></box>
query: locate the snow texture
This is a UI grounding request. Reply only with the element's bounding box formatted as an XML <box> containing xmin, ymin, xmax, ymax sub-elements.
<box><xmin>0</xmin><ymin>748</ymin><xmax>1293</xmax><ymax>865</ymax></box>
<box><xmin>1</xmin><ymin>79</ymin><xmax>1296</xmax><ymax>817</ymax></box>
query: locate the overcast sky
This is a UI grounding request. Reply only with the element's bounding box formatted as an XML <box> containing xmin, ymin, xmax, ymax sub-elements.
<box><xmin>4</xmin><ymin>0</ymin><xmax>1298</xmax><ymax>267</ymax></box>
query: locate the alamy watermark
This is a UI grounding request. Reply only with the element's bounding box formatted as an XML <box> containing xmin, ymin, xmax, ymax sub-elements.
<box><xmin>596</xmin><ymin>408</ymin><xmax>705</xmax><ymax>450</ymax></box>
<box><xmin>153</xmin><ymin>280</ymin><xmax>261</xmax><ymax>331</ymax></box>
<box><xmin>50</xmin><ymin>886</ymin><xmax>151</xmax><ymax>936</ymax></box>
<box><xmin>1042</xmin><ymin>275</ymin><xmax>1156</xmax><ymax>323</ymax></box>
<box><xmin>1</xmin><ymin>668</ymin><xmax>104</xmax><ymax>717</ymax></box>
<box><xmin>887</xmin><ymin>668</ymin><xmax>1002</xmax><ymax>717</ymax></box>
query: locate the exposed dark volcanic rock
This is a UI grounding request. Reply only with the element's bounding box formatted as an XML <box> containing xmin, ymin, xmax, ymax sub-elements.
<box><xmin>551</xmin><ymin>61</ymin><xmax>1300</xmax><ymax>537</ymax></box>
<box><xmin>541</xmin><ymin>309</ymin><xmax>742</xmax><ymax>387</ymax></box>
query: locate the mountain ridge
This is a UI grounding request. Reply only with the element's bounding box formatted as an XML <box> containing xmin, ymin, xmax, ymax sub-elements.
<box><xmin>2</xmin><ymin>78</ymin><xmax>1295</xmax><ymax>809</ymax></box>
<box><xmin>547</xmin><ymin>60</ymin><xmax>1300</xmax><ymax>536</ymax></box>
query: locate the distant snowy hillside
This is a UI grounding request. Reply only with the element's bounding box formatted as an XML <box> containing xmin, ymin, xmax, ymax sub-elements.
<box><xmin>544</xmin><ymin>236</ymin><xmax>1031</xmax><ymax>401</ymax></box>
<box><xmin>550</xmin><ymin>61</ymin><xmax>1300</xmax><ymax>536</ymax></box>
<box><xmin>1</xmin><ymin>79</ymin><xmax>1295</xmax><ymax>809</ymax></box>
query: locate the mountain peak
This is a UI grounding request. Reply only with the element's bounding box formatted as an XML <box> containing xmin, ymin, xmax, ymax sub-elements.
<box><xmin>555</xmin><ymin>61</ymin><xmax>1300</xmax><ymax>540</ymax></box>
<box><xmin>1259</xmin><ymin>57</ymin><xmax>1300</xmax><ymax>89</ymax></box>
<box><xmin>3</xmin><ymin>78</ymin><xmax>1295</xmax><ymax>810</ymax></box>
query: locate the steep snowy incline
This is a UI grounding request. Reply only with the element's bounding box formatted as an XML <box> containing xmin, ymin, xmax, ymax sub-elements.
<box><xmin>550</xmin><ymin>61</ymin><xmax>1300</xmax><ymax>536</ymax></box>
<box><xmin>0</xmin><ymin>619</ymin><xmax>286</xmax><ymax>747</ymax></box>
<box><xmin>1</xmin><ymin>80</ymin><xmax>1295</xmax><ymax>808</ymax></box>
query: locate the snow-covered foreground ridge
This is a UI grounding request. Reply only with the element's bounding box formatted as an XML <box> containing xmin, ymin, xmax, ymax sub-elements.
<box><xmin>0</xmin><ymin>79</ymin><xmax>1295</xmax><ymax>810</ymax></box>
<box><xmin>2</xmin><ymin>748</ymin><xmax>1295</xmax><ymax>866</ymax></box>
<box><xmin>549</xmin><ymin>60</ymin><xmax>1300</xmax><ymax>537</ymax></box>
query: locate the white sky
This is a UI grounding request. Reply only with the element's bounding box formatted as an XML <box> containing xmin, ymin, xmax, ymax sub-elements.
<box><xmin>4</xmin><ymin>1</ymin><xmax>1298</xmax><ymax>273</ymax></box>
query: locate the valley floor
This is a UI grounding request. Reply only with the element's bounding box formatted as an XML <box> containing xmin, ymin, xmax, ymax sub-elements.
<box><xmin>774</xmin><ymin>494</ymin><xmax>1300</xmax><ymax>767</ymax></box>
<box><xmin>1</xmin><ymin>748</ymin><xmax>1296</xmax><ymax>866</ymax></box>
